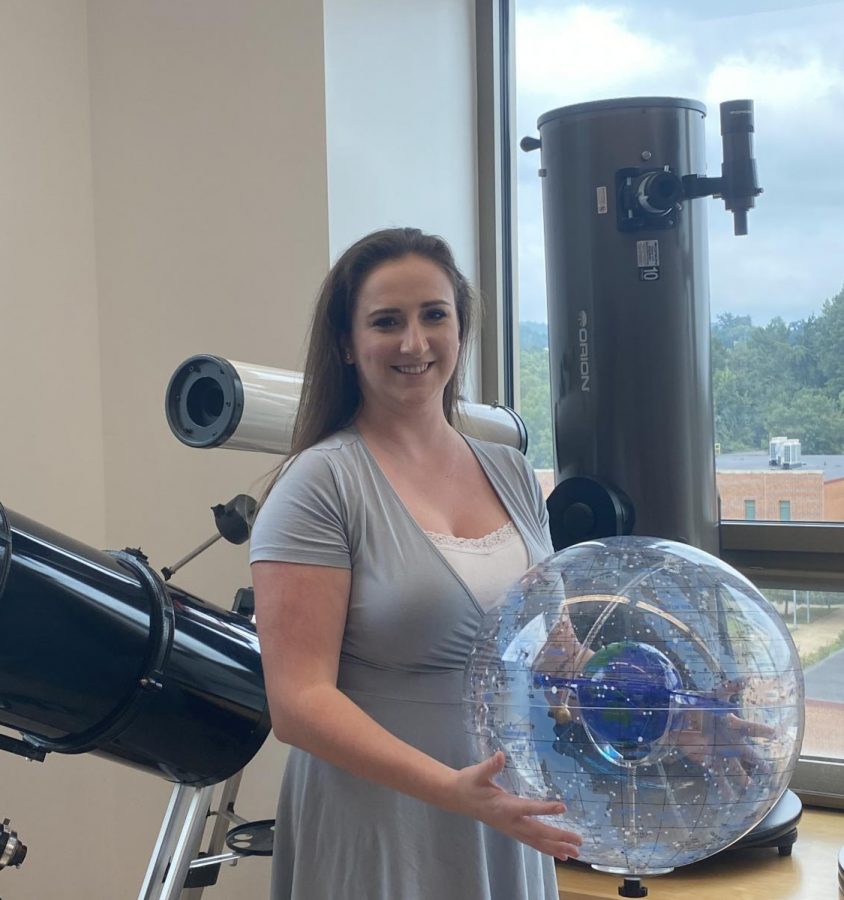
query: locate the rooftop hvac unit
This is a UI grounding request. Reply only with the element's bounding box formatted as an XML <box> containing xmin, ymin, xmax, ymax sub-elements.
<box><xmin>769</xmin><ymin>436</ymin><xmax>787</xmax><ymax>466</ymax></box>
<box><xmin>781</xmin><ymin>439</ymin><xmax>803</xmax><ymax>469</ymax></box>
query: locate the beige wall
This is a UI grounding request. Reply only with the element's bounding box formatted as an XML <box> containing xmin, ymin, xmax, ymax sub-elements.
<box><xmin>0</xmin><ymin>0</ymin><xmax>105</xmax><ymax>541</ymax></box>
<box><xmin>0</xmin><ymin>5</ymin><xmax>111</xmax><ymax>900</ymax></box>
<box><xmin>2</xmin><ymin>1</ymin><xmax>481</xmax><ymax>898</ymax></box>
<box><xmin>2</xmin><ymin>1</ymin><xmax>328</xmax><ymax>897</ymax></box>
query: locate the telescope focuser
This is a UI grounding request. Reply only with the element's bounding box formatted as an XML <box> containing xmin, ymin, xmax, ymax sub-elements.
<box><xmin>617</xmin><ymin>100</ymin><xmax>761</xmax><ymax>235</ymax></box>
<box><xmin>523</xmin><ymin>98</ymin><xmax>762</xmax><ymax>236</ymax></box>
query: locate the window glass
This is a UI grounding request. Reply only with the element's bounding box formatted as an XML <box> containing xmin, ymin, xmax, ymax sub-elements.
<box><xmin>514</xmin><ymin>0</ymin><xmax>844</xmax><ymax>527</ymax></box>
<box><xmin>765</xmin><ymin>587</ymin><xmax>844</xmax><ymax>759</ymax></box>
<box><xmin>513</xmin><ymin>0</ymin><xmax>844</xmax><ymax>771</ymax></box>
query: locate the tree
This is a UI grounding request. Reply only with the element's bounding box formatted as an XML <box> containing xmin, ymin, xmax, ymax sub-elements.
<box><xmin>814</xmin><ymin>285</ymin><xmax>844</xmax><ymax>399</ymax></box>
<box><xmin>521</xmin><ymin>286</ymin><xmax>844</xmax><ymax>462</ymax></box>
<box><xmin>712</xmin><ymin>312</ymin><xmax>753</xmax><ymax>349</ymax></box>
<box><xmin>765</xmin><ymin>389</ymin><xmax>844</xmax><ymax>454</ymax></box>
<box><xmin>519</xmin><ymin>345</ymin><xmax>554</xmax><ymax>469</ymax></box>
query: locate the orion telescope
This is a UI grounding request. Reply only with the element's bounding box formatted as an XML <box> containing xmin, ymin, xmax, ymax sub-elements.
<box><xmin>522</xmin><ymin>98</ymin><xmax>762</xmax><ymax>555</ymax></box>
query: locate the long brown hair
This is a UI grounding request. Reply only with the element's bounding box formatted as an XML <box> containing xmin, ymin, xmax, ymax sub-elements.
<box><xmin>289</xmin><ymin>227</ymin><xmax>477</xmax><ymax>456</ymax></box>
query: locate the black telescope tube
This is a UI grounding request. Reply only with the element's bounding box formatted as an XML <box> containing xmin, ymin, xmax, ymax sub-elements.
<box><xmin>0</xmin><ymin>503</ymin><xmax>270</xmax><ymax>786</ymax></box>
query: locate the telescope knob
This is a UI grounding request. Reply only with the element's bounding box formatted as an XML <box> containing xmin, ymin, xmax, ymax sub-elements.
<box><xmin>546</xmin><ymin>476</ymin><xmax>635</xmax><ymax>551</ymax></box>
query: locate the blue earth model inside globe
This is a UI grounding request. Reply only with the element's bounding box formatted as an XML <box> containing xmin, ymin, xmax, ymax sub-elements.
<box><xmin>571</xmin><ymin>640</ymin><xmax>684</xmax><ymax>764</ymax></box>
<box><xmin>463</xmin><ymin>536</ymin><xmax>805</xmax><ymax>875</ymax></box>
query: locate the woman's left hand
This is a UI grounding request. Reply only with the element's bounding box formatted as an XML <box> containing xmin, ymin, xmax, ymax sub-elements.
<box><xmin>450</xmin><ymin>751</ymin><xmax>584</xmax><ymax>860</ymax></box>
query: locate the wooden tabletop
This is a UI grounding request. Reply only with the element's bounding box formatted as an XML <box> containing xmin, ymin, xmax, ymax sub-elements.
<box><xmin>557</xmin><ymin>807</ymin><xmax>843</xmax><ymax>900</ymax></box>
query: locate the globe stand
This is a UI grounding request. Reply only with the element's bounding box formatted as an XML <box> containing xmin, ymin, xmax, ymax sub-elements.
<box><xmin>618</xmin><ymin>876</ymin><xmax>647</xmax><ymax>897</ymax></box>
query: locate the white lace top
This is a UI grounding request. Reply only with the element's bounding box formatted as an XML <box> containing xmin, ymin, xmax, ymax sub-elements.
<box><xmin>424</xmin><ymin>520</ymin><xmax>529</xmax><ymax>612</ymax></box>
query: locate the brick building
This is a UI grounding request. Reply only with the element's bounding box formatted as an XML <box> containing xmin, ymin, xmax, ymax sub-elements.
<box><xmin>716</xmin><ymin>452</ymin><xmax>844</xmax><ymax>522</ymax></box>
<box><xmin>533</xmin><ymin>453</ymin><xmax>844</xmax><ymax>523</ymax></box>
<box><xmin>716</xmin><ymin>464</ymin><xmax>823</xmax><ymax>520</ymax></box>
<box><xmin>824</xmin><ymin>476</ymin><xmax>844</xmax><ymax>520</ymax></box>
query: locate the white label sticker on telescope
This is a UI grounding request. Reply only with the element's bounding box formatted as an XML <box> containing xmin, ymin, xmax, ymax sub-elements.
<box><xmin>637</xmin><ymin>239</ymin><xmax>660</xmax><ymax>268</ymax></box>
<box><xmin>596</xmin><ymin>186</ymin><xmax>608</xmax><ymax>214</ymax></box>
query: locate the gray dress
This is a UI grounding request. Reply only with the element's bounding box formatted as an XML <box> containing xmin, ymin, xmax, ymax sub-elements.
<box><xmin>250</xmin><ymin>427</ymin><xmax>557</xmax><ymax>900</ymax></box>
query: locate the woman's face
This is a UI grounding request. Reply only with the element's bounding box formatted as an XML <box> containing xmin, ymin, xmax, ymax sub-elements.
<box><xmin>347</xmin><ymin>253</ymin><xmax>460</xmax><ymax>419</ymax></box>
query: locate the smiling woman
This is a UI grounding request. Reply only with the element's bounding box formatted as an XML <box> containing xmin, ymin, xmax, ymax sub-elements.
<box><xmin>249</xmin><ymin>227</ymin><xmax>584</xmax><ymax>900</ymax></box>
<box><xmin>347</xmin><ymin>254</ymin><xmax>461</xmax><ymax>420</ymax></box>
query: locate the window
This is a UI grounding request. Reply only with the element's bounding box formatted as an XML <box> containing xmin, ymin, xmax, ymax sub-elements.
<box><xmin>488</xmin><ymin>0</ymin><xmax>844</xmax><ymax>807</ymax></box>
<box><xmin>511</xmin><ymin>0</ymin><xmax>844</xmax><ymax>524</ymax></box>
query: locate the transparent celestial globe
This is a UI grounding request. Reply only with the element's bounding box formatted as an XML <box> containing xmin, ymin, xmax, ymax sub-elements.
<box><xmin>463</xmin><ymin>536</ymin><xmax>805</xmax><ymax>875</ymax></box>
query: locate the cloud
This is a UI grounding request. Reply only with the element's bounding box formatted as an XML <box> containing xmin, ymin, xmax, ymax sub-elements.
<box><xmin>516</xmin><ymin>5</ymin><xmax>691</xmax><ymax>103</ymax></box>
<box><xmin>705</xmin><ymin>55</ymin><xmax>842</xmax><ymax>111</ymax></box>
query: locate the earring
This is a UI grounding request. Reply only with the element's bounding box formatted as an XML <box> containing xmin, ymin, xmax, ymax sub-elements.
<box><xmin>343</xmin><ymin>350</ymin><xmax>353</xmax><ymax>364</ymax></box>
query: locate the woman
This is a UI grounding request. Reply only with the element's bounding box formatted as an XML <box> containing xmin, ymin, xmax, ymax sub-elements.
<box><xmin>250</xmin><ymin>227</ymin><xmax>583</xmax><ymax>900</ymax></box>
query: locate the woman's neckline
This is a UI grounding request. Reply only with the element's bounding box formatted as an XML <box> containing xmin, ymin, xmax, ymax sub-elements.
<box><xmin>348</xmin><ymin>424</ymin><xmax>512</xmax><ymax>542</ymax></box>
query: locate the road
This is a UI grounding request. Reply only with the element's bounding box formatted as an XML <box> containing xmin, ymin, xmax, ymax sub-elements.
<box><xmin>803</xmin><ymin>646</ymin><xmax>844</xmax><ymax>702</ymax></box>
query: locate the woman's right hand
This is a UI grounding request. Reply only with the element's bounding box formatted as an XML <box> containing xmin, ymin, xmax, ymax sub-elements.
<box><xmin>451</xmin><ymin>752</ymin><xmax>583</xmax><ymax>860</ymax></box>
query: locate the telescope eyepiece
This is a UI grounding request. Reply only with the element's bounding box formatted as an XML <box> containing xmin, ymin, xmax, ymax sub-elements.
<box><xmin>720</xmin><ymin>99</ymin><xmax>755</xmax><ymax>135</ymax></box>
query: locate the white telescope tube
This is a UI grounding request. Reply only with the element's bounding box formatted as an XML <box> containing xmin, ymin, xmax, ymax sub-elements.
<box><xmin>165</xmin><ymin>355</ymin><xmax>528</xmax><ymax>455</ymax></box>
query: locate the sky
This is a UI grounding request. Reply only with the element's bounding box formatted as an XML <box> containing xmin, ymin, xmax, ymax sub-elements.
<box><xmin>515</xmin><ymin>0</ymin><xmax>844</xmax><ymax>325</ymax></box>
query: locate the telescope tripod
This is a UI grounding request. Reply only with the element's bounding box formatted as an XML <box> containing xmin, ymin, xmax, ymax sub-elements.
<box><xmin>138</xmin><ymin>768</ymin><xmax>274</xmax><ymax>900</ymax></box>
<box><xmin>139</xmin><ymin>502</ymin><xmax>275</xmax><ymax>899</ymax></box>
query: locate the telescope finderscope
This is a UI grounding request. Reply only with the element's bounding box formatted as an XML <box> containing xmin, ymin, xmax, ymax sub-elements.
<box><xmin>164</xmin><ymin>355</ymin><xmax>530</xmax><ymax>455</ymax></box>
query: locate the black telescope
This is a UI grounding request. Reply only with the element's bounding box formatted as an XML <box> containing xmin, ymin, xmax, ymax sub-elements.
<box><xmin>0</xmin><ymin>503</ymin><xmax>270</xmax><ymax>786</ymax></box>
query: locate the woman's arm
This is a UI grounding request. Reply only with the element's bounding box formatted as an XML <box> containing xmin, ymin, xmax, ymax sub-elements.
<box><xmin>253</xmin><ymin>560</ymin><xmax>583</xmax><ymax>860</ymax></box>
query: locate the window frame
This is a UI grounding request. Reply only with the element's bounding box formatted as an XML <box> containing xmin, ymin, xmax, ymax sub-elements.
<box><xmin>476</xmin><ymin>0</ymin><xmax>517</xmax><ymax>409</ymax></box>
<box><xmin>477</xmin><ymin>0</ymin><xmax>844</xmax><ymax>809</ymax></box>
